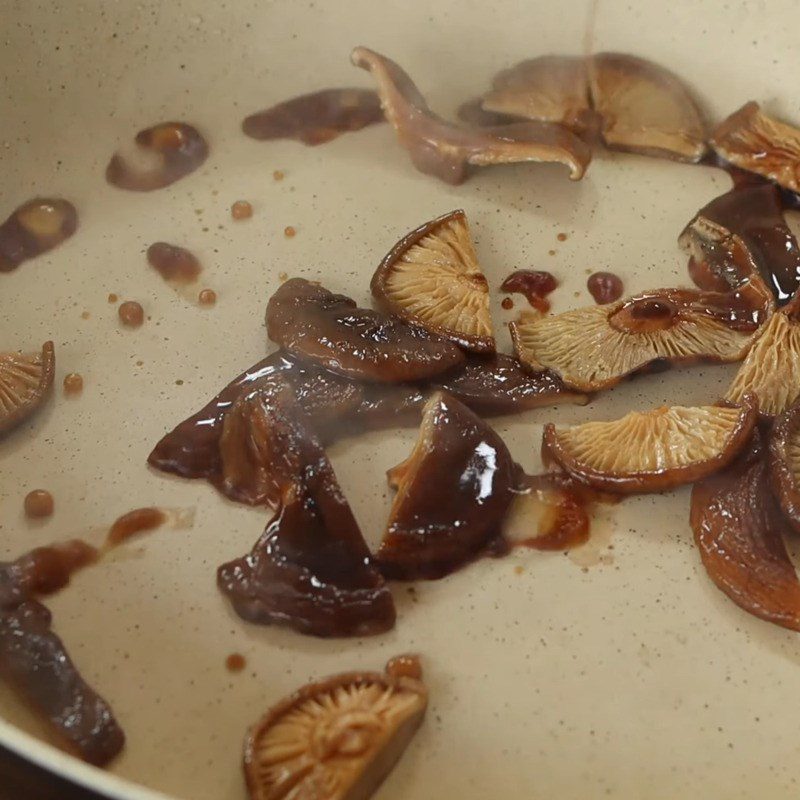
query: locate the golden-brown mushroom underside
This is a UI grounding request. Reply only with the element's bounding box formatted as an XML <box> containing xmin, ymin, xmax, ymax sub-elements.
<box><xmin>351</xmin><ymin>46</ymin><xmax>591</xmax><ymax>184</ymax></box>
<box><xmin>0</xmin><ymin>341</ymin><xmax>55</xmax><ymax>436</ymax></box>
<box><xmin>711</xmin><ymin>102</ymin><xmax>800</xmax><ymax>193</ymax></box>
<box><xmin>768</xmin><ymin>400</ymin><xmax>800</xmax><ymax>534</ymax></box>
<box><xmin>543</xmin><ymin>399</ymin><xmax>757</xmax><ymax>493</ymax></box>
<box><xmin>372</xmin><ymin>209</ymin><xmax>494</xmax><ymax>352</ymax></box>
<box><xmin>245</xmin><ymin>660</ymin><xmax>427</xmax><ymax>800</ymax></box>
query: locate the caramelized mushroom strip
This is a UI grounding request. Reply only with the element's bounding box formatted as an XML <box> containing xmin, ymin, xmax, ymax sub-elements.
<box><xmin>267</xmin><ymin>278</ymin><xmax>464</xmax><ymax>383</ymax></box>
<box><xmin>711</xmin><ymin>102</ymin><xmax>800</xmax><ymax>193</ymax></box>
<box><xmin>350</xmin><ymin>47</ymin><xmax>591</xmax><ymax>184</ymax></box>
<box><xmin>511</xmin><ymin>288</ymin><xmax>757</xmax><ymax>392</ymax></box>
<box><xmin>588</xmin><ymin>53</ymin><xmax>707</xmax><ymax>162</ymax></box>
<box><xmin>244</xmin><ymin>656</ymin><xmax>427</xmax><ymax>800</ymax></box>
<box><xmin>217</xmin><ymin>396</ymin><xmax>395</xmax><ymax>637</ymax></box>
<box><xmin>691</xmin><ymin>434</ymin><xmax>800</xmax><ymax>632</ymax></box>
<box><xmin>543</xmin><ymin>397</ymin><xmax>757</xmax><ymax>493</ymax></box>
<box><xmin>768</xmin><ymin>400</ymin><xmax>800</xmax><ymax>533</ymax></box>
<box><xmin>377</xmin><ymin>392</ymin><xmax>517</xmax><ymax>580</ymax></box>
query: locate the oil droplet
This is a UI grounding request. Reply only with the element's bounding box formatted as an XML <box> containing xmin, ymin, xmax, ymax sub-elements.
<box><xmin>24</xmin><ymin>489</ymin><xmax>54</xmax><ymax>519</ymax></box>
<box><xmin>80</xmin><ymin>310</ymin><xmax>90</xmax><ymax>320</ymax></box>
<box><xmin>283</xmin><ymin>226</ymin><xmax>296</xmax><ymax>238</ymax></box>
<box><xmin>198</xmin><ymin>288</ymin><xmax>217</xmax><ymax>306</ymax></box>
<box><xmin>119</xmin><ymin>301</ymin><xmax>144</xmax><ymax>328</ymax></box>
<box><xmin>501</xmin><ymin>297</ymin><xmax>514</xmax><ymax>310</ymax></box>
<box><xmin>557</xmin><ymin>232</ymin><xmax>568</xmax><ymax>242</ymax></box>
<box><xmin>273</xmin><ymin>170</ymin><xmax>285</xmax><ymax>181</ymax></box>
<box><xmin>107</xmin><ymin>293</ymin><xmax>118</xmax><ymax>303</ymax></box>
<box><xmin>226</xmin><ymin>653</ymin><xmax>246</xmax><ymax>672</ymax></box>
<box><xmin>231</xmin><ymin>200</ymin><xmax>253</xmax><ymax>220</ymax></box>
<box><xmin>63</xmin><ymin>373</ymin><xmax>83</xmax><ymax>395</ymax></box>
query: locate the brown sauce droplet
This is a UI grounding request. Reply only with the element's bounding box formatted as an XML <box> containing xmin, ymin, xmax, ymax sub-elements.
<box><xmin>63</xmin><ymin>373</ymin><xmax>83</xmax><ymax>395</ymax></box>
<box><xmin>557</xmin><ymin>232</ymin><xmax>568</xmax><ymax>242</ymax></box>
<box><xmin>587</xmin><ymin>271</ymin><xmax>624</xmax><ymax>304</ymax></box>
<box><xmin>273</xmin><ymin>170</ymin><xmax>285</xmax><ymax>181</ymax></box>
<box><xmin>501</xmin><ymin>270</ymin><xmax>558</xmax><ymax>312</ymax></box>
<box><xmin>80</xmin><ymin>310</ymin><xmax>90</xmax><ymax>320</ymax></box>
<box><xmin>198</xmin><ymin>288</ymin><xmax>217</xmax><ymax>306</ymax></box>
<box><xmin>24</xmin><ymin>490</ymin><xmax>54</xmax><ymax>519</ymax></box>
<box><xmin>501</xmin><ymin>296</ymin><xmax>514</xmax><ymax>310</ymax></box>
<box><xmin>284</xmin><ymin>226</ymin><xmax>296</xmax><ymax>238</ymax></box>
<box><xmin>106</xmin><ymin>507</ymin><xmax>167</xmax><ymax>547</ymax></box>
<box><xmin>242</xmin><ymin>89</ymin><xmax>383</xmax><ymax>145</ymax></box>
<box><xmin>385</xmin><ymin>653</ymin><xmax>423</xmax><ymax>681</ymax></box>
<box><xmin>548</xmin><ymin>249</ymin><xmax>556</xmax><ymax>256</ymax></box>
<box><xmin>225</xmin><ymin>653</ymin><xmax>246</xmax><ymax>672</ymax></box>
<box><xmin>147</xmin><ymin>242</ymin><xmax>201</xmax><ymax>284</ymax></box>
<box><xmin>0</xmin><ymin>199</ymin><xmax>78</xmax><ymax>273</ymax></box>
<box><xmin>107</xmin><ymin>293</ymin><xmax>118</xmax><ymax>303</ymax></box>
<box><xmin>231</xmin><ymin>200</ymin><xmax>253</xmax><ymax>220</ymax></box>
<box><xmin>106</xmin><ymin>122</ymin><xmax>208</xmax><ymax>192</ymax></box>
<box><xmin>118</xmin><ymin>301</ymin><xmax>144</xmax><ymax>328</ymax></box>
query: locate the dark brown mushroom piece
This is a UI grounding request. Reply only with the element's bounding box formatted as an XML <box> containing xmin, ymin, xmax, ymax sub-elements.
<box><xmin>710</xmin><ymin>102</ymin><xmax>800</xmax><ymax>193</ymax></box>
<box><xmin>267</xmin><ymin>278</ymin><xmax>465</xmax><ymax>383</ymax></box>
<box><xmin>350</xmin><ymin>47</ymin><xmax>591</xmax><ymax>184</ymax></box>
<box><xmin>768</xmin><ymin>400</ymin><xmax>800</xmax><ymax>534</ymax></box>
<box><xmin>0</xmin><ymin>199</ymin><xmax>78</xmax><ymax>273</ymax></box>
<box><xmin>480</xmin><ymin>55</ymin><xmax>595</xmax><ymax>135</ymax></box>
<box><xmin>588</xmin><ymin>53</ymin><xmax>707</xmax><ymax>162</ymax></box>
<box><xmin>106</xmin><ymin>122</ymin><xmax>208</xmax><ymax>191</ymax></box>
<box><xmin>679</xmin><ymin>182</ymin><xmax>800</xmax><ymax>305</ymax></box>
<box><xmin>376</xmin><ymin>392</ymin><xmax>517</xmax><ymax>580</ymax></box>
<box><xmin>690</xmin><ymin>432</ymin><xmax>800</xmax><ymax>632</ymax></box>
<box><xmin>0</xmin><ymin>341</ymin><xmax>55</xmax><ymax>436</ymax></box>
<box><xmin>217</xmin><ymin>396</ymin><xmax>395</xmax><ymax>637</ymax></box>
<box><xmin>148</xmin><ymin>351</ymin><xmax>361</xmax><ymax>486</ymax></box>
<box><xmin>0</xmin><ymin>540</ymin><xmax>124</xmax><ymax>766</ymax></box>
<box><xmin>242</xmin><ymin>88</ymin><xmax>384</xmax><ymax>145</ymax></box>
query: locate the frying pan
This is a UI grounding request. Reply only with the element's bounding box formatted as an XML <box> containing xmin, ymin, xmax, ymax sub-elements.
<box><xmin>2</xmin><ymin>0</ymin><xmax>800</xmax><ymax>797</ymax></box>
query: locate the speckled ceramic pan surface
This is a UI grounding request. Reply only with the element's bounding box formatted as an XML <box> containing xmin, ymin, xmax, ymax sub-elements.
<box><xmin>3</xmin><ymin>1</ymin><xmax>800</xmax><ymax>798</ymax></box>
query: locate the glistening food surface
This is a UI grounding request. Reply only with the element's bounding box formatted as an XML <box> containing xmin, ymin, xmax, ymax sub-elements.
<box><xmin>5</xmin><ymin>2</ymin><xmax>800</xmax><ymax>800</ymax></box>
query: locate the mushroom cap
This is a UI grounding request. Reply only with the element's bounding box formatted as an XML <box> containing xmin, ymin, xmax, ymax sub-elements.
<box><xmin>266</xmin><ymin>278</ymin><xmax>465</xmax><ymax>383</ymax></box>
<box><xmin>510</xmin><ymin>290</ymin><xmax>754</xmax><ymax>391</ymax></box>
<box><xmin>350</xmin><ymin>46</ymin><xmax>591</xmax><ymax>183</ymax></box>
<box><xmin>768</xmin><ymin>400</ymin><xmax>800</xmax><ymax>534</ymax></box>
<box><xmin>377</xmin><ymin>391</ymin><xmax>517</xmax><ymax>580</ymax></box>
<box><xmin>589</xmin><ymin>52</ymin><xmax>707</xmax><ymax>162</ymax></box>
<box><xmin>0</xmin><ymin>341</ymin><xmax>55</xmax><ymax>436</ymax></box>
<box><xmin>711</xmin><ymin>102</ymin><xmax>800</xmax><ymax>193</ymax></box>
<box><xmin>480</xmin><ymin>55</ymin><xmax>594</xmax><ymax>133</ymax></box>
<box><xmin>543</xmin><ymin>397</ymin><xmax>758</xmax><ymax>493</ymax></box>
<box><xmin>726</xmin><ymin>307</ymin><xmax>800</xmax><ymax>417</ymax></box>
<box><xmin>371</xmin><ymin>209</ymin><xmax>495</xmax><ymax>353</ymax></box>
<box><xmin>244</xmin><ymin>657</ymin><xmax>427</xmax><ymax>800</ymax></box>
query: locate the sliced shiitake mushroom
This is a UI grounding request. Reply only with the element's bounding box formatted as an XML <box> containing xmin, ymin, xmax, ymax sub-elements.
<box><xmin>768</xmin><ymin>400</ymin><xmax>800</xmax><ymax>533</ymax></box>
<box><xmin>726</xmin><ymin>302</ymin><xmax>800</xmax><ymax>418</ymax></box>
<box><xmin>371</xmin><ymin>210</ymin><xmax>495</xmax><ymax>353</ymax></box>
<box><xmin>543</xmin><ymin>397</ymin><xmax>757</xmax><ymax>493</ymax></box>
<box><xmin>267</xmin><ymin>278</ymin><xmax>465</xmax><ymax>383</ymax></box>
<box><xmin>106</xmin><ymin>122</ymin><xmax>208</xmax><ymax>191</ymax></box>
<box><xmin>350</xmin><ymin>47</ymin><xmax>591</xmax><ymax>184</ymax></box>
<box><xmin>376</xmin><ymin>392</ymin><xmax>517</xmax><ymax>580</ymax></box>
<box><xmin>0</xmin><ymin>341</ymin><xmax>55</xmax><ymax>436</ymax></box>
<box><xmin>480</xmin><ymin>55</ymin><xmax>594</xmax><ymax>134</ymax></box>
<box><xmin>680</xmin><ymin>182</ymin><xmax>800</xmax><ymax>305</ymax></box>
<box><xmin>588</xmin><ymin>53</ymin><xmax>707</xmax><ymax>162</ymax></box>
<box><xmin>510</xmin><ymin>289</ymin><xmax>755</xmax><ymax>392</ymax></box>
<box><xmin>217</xmin><ymin>396</ymin><xmax>395</xmax><ymax>637</ymax></box>
<box><xmin>710</xmin><ymin>102</ymin><xmax>800</xmax><ymax>193</ymax></box>
<box><xmin>244</xmin><ymin>656</ymin><xmax>427</xmax><ymax>800</ymax></box>
<box><xmin>691</xmin><ymin>432</ymin><xmax>800</xmax><ymax>632</ymax></box>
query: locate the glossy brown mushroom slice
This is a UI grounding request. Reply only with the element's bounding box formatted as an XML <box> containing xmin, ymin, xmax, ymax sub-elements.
<box><xmin>726</xmin><ymin>301</ymin><xmax>800</xmax><ymax>418</ymax></box>
<box><xmin>543</xmin><ymin>397</ymin><xmax>757</xmax><ymax>493</ymax></box>
<box><xmin>0</xmin><ymin>199</ymin><xmax>78</xmax><ymax>273</ymax></box>
<box><xmin>244</xmin><ymin>656</ymin><xmax>427</xmax><ymax>800</ymax></box>
<box><xmin>267</xmin><ymin>278</ymin><xmax>464</xmax><ymax>383</ymax></box>
<box><xmin>217</xmin><ymin>398</ymin><xmax>395</xmax><ymax>637</ymax></box>
<box><xmin>148</xmin><ymin>351</ymin><xmax>362</xmax><ymax>482</ymax></box>
<box><xmin>371</xmin><ymin>209</ymin><xmax>495</xmax><ymax>353</ymax></box>
<box><xmin>242</xmin><ymin>88</ymin><xmax>383</xmax><ymax>144</ymax></box>
<box><xmin>350</xmin><ymin>47</ymin><xmax>591</xmax><ymax>184</ymax></box>
<box><xmin>0</xmin><ymin>341</ymin><xmax>55</xmax><ymax>436</ymax></box>
<box><xmin>510</xmin><ymin>290</ymin><xmax>754</xmax><ymax>392</ymax></box>
<box><xmin>768</xmin><ymin>400</ymin><xmax>800</xmax><ymax>533</ymax></box>
<box><xmin>480</xmin><ymin>55</ymin><xmax>594</xmax><ymax>133</ymax></box>
<box><xmin>106</xmin><ymin>122</ymin><xmax>208</xmax><ymax>191</ymax></box>
<box><xmin>377</xmin><ymin>392</ymin><xmax>516</xmax><ymax>580</ymax></box>
<box><xmin>690</xmin><ymin>434</ymin><xmax>800</xmax><ymax>632</ymax></box>
<box><xmin>588</xmin><ymin>53</ymin><xmax>707</xmax><ymax>162</ymax></box>
<box><xmin>710</xmin><ymin>102</ymin><xmax>800</xmax><ymax>193</ymax></box>
<box><xmin>679</xmin><ymin>182</ymin><xmax>800</xmax><ymax>306</ymax></box>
